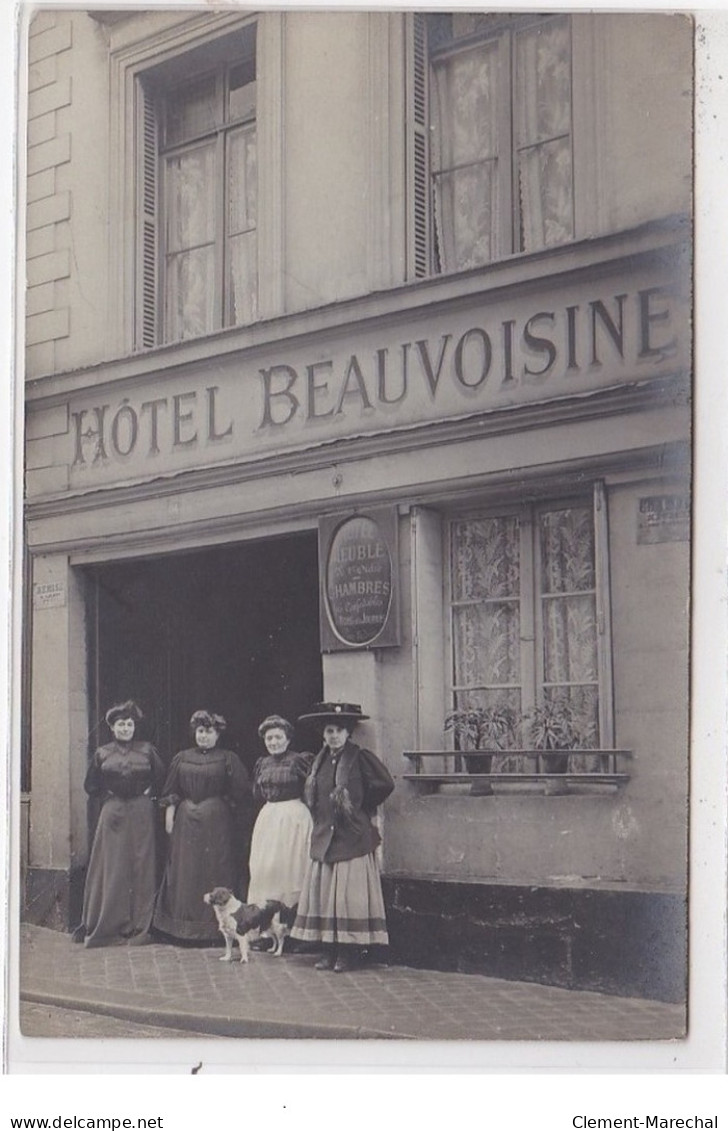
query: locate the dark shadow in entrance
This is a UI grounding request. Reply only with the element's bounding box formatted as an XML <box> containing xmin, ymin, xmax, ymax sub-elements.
<box><xmin>83</xmin><ymin>531</ymin><xmax>323</xmax><ymax>775</ymax></box>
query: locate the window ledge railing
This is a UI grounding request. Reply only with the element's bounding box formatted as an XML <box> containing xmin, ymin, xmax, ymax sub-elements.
<box><xmin>402</xmin><ymin>750</ymin><xmax>631</xmax><ymax>794</ymax></box>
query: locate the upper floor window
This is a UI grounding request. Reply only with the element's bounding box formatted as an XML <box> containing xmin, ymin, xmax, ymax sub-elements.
<box><xmin>409</xmin><ymin>13</ymin><xmax>575</xmax><ymax>277</ymax></box>
<box><xmin>136</xmin><ymin>22</ymin><xmax>257</xmax><ymax>348</ymax></box>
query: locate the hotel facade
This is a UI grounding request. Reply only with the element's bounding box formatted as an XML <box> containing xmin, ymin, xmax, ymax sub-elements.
<box><xmin>22</xmin><ymin>8</ymin><xmax>692</xmax><ymax>1003</ymax></box>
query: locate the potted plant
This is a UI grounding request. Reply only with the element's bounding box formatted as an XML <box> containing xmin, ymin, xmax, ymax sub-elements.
<box><xmin>402</xmin><ymin>696</ymin><xmax>619</xmax><ymax>793</ymax></box>
<box><xmin>526</xmin><ymin>696</ymin><xmax>579</xmax><ymax>773</ymax></box>
<box><xmin>444</xmin><ymin>704</ymin><xmax>518</xmax><ymax>775</ymax></box>
<box><xmin>525</xmin><ymin>694</ymin><xmax>600</xmax><ymax>780</ymax></box>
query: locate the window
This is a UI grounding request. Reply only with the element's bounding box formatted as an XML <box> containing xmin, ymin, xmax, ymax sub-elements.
<box><xmin>409</xmin><ymin>13</ymin><xmax>575</xmax><ymax>277</ymax></box>
<box><xmin>136</xmin><ymin>23</ymin><xmax>257</xmax><ymax>347</ymax></box>
<box><xmin>446</xmin><ymin>485</ymin><xmax>613</xmax><ymax>774</ymax></box>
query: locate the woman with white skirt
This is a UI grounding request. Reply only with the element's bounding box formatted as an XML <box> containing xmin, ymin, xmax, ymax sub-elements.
<box><xmin>247</xmin><ymin>715</ymin><xmax>313</xmax><ymax>916</ymax></box>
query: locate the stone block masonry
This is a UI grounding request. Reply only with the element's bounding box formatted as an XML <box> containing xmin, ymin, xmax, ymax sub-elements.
<box><xmin>25</xmin><ymin>13</ymin><xmax>73</xmax><ymax>380</ymax></box>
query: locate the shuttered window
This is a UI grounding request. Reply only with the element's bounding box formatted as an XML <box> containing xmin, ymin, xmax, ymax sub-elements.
<box><xmin>408</xmin><ymin>12</ymin><xmax>575</xmax><ymax>277</ymax></box>
<box><xmin>135</xmin><ymin>24</ymin><xmax>257</xmax><ymax>349</ymax></box>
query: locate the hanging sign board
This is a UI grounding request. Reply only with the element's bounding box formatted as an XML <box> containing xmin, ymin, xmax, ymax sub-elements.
<box><xmin>319</xmin><ymin>507</ymin><xmax>400</xmax><ymax>651</ymax></box>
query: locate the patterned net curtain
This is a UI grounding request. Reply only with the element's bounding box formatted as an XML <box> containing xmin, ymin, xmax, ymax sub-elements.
<box><xmin>227</xmin><ymin>125</ymin><xmax>258</xmax><ymax>326</ymax></box>
<box><xmin>514</xmin><ymin>18</ymin><xmax>574</xmax><ymax>253</ymax></box>
<box><xmin>165</xmin><ymin>144</ymin><xmax>217</xmax><ymax>341</ymax></box>
<box><xmin>539</xmin><ymin>507</ymin><xmax>600</xmax><ymax>772</ymax></box>
<box><xmin>450</xmin><ymin>516</ymin><xmax>523</xmax><ymax>772</ymax></box>
<box><xmin>431</xmin><ymin>43</ymin><xmax>500</xmax><ymax>271</ymax></box>
<box><xmin>451</xmin><ymin>505</ymin><xmax>599</xmax><ymax>775</ymax></box>
<box><xmin>227</xmin><ymin>60</ymin><xmax>257</xmax><ymax>327</ymax></box>
<box><xmin>163</xmin><ymin>67</ymin><xmax>257</xmax><ymax>343</ymax></box>
<box><xmin>431</xmin><ymin>15</ymin><xmax>573</xmax><ymax>271</ymax></box>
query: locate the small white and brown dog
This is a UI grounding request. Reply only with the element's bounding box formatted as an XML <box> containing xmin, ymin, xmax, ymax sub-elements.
<box><xmin>203</xmin><ymin>887</ymin><xmax>295</xmax><ymax>963</ymax></box>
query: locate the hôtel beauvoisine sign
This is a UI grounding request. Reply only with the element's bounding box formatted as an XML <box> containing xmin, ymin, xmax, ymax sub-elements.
<box><xmin>24</xmin><ymin>250</ymin><xmax>689</xmax><ymax>500</ymax></box>
<box><xmin>319</xmin><ymin>508</ymin><xmax>400</xmax><ymax>652</ymax></box>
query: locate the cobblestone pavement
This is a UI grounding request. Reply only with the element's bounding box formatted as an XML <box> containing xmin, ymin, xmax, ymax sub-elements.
<box><xmin>19</xmin><ymin>925</ymin><xmax>686</xmax><ymax>1042</ymax></box>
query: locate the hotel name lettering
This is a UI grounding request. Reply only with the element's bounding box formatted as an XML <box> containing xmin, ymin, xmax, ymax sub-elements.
<box><xmin>71</xmin><ymin>286</ymin><xmax>680</xmax><ymax>468</ymax></box>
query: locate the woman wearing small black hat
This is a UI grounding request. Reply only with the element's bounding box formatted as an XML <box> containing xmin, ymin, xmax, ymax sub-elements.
<box><xmin>291</xmin><ymin>702</ymin><xmax>394</xmax><ymax>973</ymax></box>
<box><xmin>153</xmin><ymin>710</ymin><xmax>252</xmax><ymax>943</ymax></box>
<box><xmin>75</xmin><ymin>700</ymin><xmax>165</xmax><ymax>948</ymax></box>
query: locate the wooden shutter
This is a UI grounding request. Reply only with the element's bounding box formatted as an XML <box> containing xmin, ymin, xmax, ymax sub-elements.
<box><xmin>136</xmin><ymin>80</ymin><xmax>159</xmax><ymax>350</ymax></box>
<box><xmin>406</xmin><ymin>13</ymin><xmax>430</xmax><ymax>279</ymax></box>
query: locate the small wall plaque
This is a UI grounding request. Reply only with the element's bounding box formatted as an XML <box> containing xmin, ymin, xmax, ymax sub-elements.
<box><xmin>319</xmin><ymin>507</ymin><xmax>400</xmax><ymax>651</ymax></box>
<box><xmin>637</xmin><ymin>494</ymin><xmax>690</xmax><ymax>544</ymax></box>
<box><xmin>33</xmin><ymin>581</ymin><xmax>67</xmax><ymax>609</ymax></box>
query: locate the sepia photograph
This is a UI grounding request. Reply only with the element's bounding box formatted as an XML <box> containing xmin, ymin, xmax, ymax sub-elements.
<box><xmin>10</xmin><ymin>1</ymin><xmax>710</xmax><ymax>1072</ymax></box>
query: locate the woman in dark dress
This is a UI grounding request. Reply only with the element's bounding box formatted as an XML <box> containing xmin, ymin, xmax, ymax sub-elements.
<box><xmin>247</xmin><ymin>715</ymin><xmax>313</xmax><ymax>911</ymax></box>
<box><xmin>291</xmin><ymin>702</ymin><xmax>394</xmax><ymax>973</ymax></box>
<box><xmin>153</xmin><ymin>710</ymin><xmax>251</xmax><ymax>943</ymax></box>
<box><xmin>76</xmin><ymin>700</ymin><xmax>165</xmax><ymax>949</ymax></box>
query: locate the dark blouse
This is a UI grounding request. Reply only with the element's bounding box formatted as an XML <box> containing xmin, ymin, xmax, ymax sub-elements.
<box><xmin>305</xmin><ymin>740</ymin><xmax>395</xmax><ymax>864</ymax></box>
<box><xmin>160</xmin><ymin>747</ymin><xmax>251</xmax><ymax>808</ymax></box>
<box><xmin>84</xmin><ymin>740</ymin><xmax>165</xmax><ymax>801</ymax></box>
<box><xmin>253</xmin><ymin>750</ymin><xmax>313</xmax><ymax>803</ymax></box>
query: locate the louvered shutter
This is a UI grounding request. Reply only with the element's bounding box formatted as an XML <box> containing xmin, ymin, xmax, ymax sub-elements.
<box><xmin>406</xmin><ymin>13</ymin><xmax>430</xmax><ymax>279</ymax></box>
<box><xmin>135</xmin><ymin>80</ymin><xmax>159</xmax><ymax>350</ymax></box>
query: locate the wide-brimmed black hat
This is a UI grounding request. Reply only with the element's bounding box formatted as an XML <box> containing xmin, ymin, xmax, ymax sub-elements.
<box><xmin>298</xmin><ymin>701</ymin><xmax>369</xmax><ymax>726</ymax></box>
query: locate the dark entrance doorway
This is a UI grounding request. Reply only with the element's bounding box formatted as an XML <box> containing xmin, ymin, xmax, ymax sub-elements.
<box><xmin>83</xmin><ymin>532</ymin><xmax>323</xmax><ymax>772</ymax></box>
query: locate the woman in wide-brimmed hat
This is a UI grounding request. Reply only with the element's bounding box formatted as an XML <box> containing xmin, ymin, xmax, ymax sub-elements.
<box><xmin>291</xmin><ymin>702</ymin><xmax>394</xmax><ymax>973</ymax></box>
<box><xmin>154</xmin><ymin>710</ymin><xmax>252</xmax><ymax>943</ymax></box>
<box><xmin>75</xmin><ymin>700</ymin><xmax>165</xmax><ymax>948</ymax></box>
<box><xmin>246</xmin><ymin>716</ymin><xmax>314</xmax><ymax>931</ymax></box>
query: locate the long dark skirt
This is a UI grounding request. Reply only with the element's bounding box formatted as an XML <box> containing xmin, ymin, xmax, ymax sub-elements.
<box><xmin>82</xmin><ymin>794</ymin><xmax>157</xmax><ymax>948</ymax></box>
<box><xmin>153</xmin><ymin>796</ymin><xmax>237</xmax><ymax>942</ymax></box>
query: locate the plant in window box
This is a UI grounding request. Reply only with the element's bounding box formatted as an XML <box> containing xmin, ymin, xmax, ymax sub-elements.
<box><xmin>525</xmin><ymin>695</ymin><xmax>600</xmax><ymax>782</ymax></box>
<box><xmin>444</xmin><ymin>705</ymin><xmax>518</xmax><ymax>778</ymax></box>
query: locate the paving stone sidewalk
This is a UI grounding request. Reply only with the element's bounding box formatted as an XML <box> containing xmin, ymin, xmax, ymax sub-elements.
<box><xmin>19</xmin><ymin>924</ymin><xmax>686</xmax><ymax>1042</ymax></box>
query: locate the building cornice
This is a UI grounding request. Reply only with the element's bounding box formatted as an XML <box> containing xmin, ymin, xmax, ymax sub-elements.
<box><xmin>27</xmin><ymin>436</ymin><xmax>690</xmax><ymax>563</ymax></box>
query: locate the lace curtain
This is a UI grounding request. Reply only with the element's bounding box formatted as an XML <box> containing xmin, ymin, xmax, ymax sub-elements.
<box><xmin>515</xmin><ymin>19</ymin><xmax>574</xmax><ymax>252</ymax></box>
<box><xmin>450</xmin><ymin>517</ymin><xmax>522</xmax><ymax>761</ymax></box>
<box><xmin>227</xmin><ymin>124</ymin><xmax>258</xmax><ymax>326</ymax></box>
<box><xmin>540</xmin><ymin>507</ymin><xmax>600</xmax><ymax>770</ymax></box>
<box><xmin>431</xmin><ymin>42</ymin><xmax>499</xmax><ymax>271</ymax></box>
<box><xmin>163</xmin><ymin>130</ymin><xmax>258</xmax><ymax>338</ymax></box>
<box><xmin>162</xmin><ymin>70</ymin><xmax>257</xmax><ymax>341</ymax></box>
<box><xmin>451</xmin><ymin>506</ymin><xmax>599</xmax><ymax>772</ymax></box>
<box><xmin>165</xmin><ymin>145</ymin><xmax>216</xmax><ymax>341</ymax></box>
<box><xmin>431</xmin><ymin>17</ymin><xmax>573</xmax><ymax>269</ymax></box>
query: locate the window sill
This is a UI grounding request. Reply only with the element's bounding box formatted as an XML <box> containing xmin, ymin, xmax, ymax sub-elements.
<box><xmin>402</xmin><ymin>750</ymin><xmax>631</xmax><ymax>795</ymax></box>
